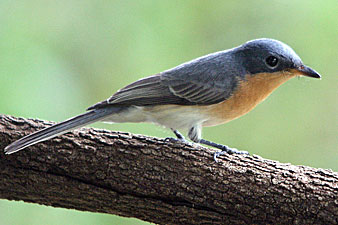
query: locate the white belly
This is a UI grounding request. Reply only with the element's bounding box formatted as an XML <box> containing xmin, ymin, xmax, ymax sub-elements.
<box><xmin>102</xmin><ymin>105</ymin><xmax>207</xmax><ymax>131</ymax></box>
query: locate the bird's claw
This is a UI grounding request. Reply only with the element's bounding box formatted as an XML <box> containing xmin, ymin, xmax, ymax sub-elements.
<box><xmin>164</xmin><ymin>137</ymin><xmax>180</xmax><ymax>142</ymax></box>
<box><xmin>213</xmin><ymin>148</ymin><xmax>249</xmax><ymax>162</ymax></box>
<box><xmin>164</xmin><ymin>137</ymin><xmax>192</xmax><ymax>145</ymax></box>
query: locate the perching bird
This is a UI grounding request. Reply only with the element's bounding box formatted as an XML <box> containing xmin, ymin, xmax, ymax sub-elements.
<box><xmin>4</xmin><ymin>38</ymin><xmax>321</xmax><ymax>160</ymax></box>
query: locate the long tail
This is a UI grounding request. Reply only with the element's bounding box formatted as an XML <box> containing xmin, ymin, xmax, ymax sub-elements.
<box><xmin>4</xmin><ymin>107</ymin><xmax>122</xmax><ymax>154</ymax></box>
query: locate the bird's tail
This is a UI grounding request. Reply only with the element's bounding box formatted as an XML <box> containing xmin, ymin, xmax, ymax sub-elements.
<box><xmin>4</xmin><ymin>107</ymin><xmax>122</xmax><ymax>154</ymax></box>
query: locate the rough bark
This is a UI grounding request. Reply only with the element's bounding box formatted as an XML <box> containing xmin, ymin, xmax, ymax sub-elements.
<box><xmin>0</xmin><ymin>114</ymin><xmax>337</xmax><ymax>225</ymax></box>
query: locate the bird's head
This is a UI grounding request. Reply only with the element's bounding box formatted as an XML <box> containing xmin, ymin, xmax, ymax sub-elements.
<box><xmin>236</xmin><ymin>38</ymin><xmax>321</xmax><ymax>79</ymax></box>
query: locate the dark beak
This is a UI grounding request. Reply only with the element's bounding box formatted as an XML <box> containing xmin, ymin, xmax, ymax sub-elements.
<box><xmin>297</xmin><ymin>65</ymin><xmax>321</xmax><ymax>79</ymax></box>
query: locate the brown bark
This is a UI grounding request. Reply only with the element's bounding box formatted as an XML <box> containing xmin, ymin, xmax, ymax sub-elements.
<box><xmin>0</xmin><ymin>114</ymin><xmax>337</xmax><ymax>225</ymax></box>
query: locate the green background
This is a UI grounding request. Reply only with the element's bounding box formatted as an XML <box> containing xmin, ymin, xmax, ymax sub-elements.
<box><xmin>0</xmin><ymin>1</ymin><xmax>337</xmax><ymax>224</ymax></box>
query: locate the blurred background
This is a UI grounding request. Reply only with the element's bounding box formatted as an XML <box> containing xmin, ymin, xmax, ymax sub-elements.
<box><xmin>0</xmin><ymin>0</ymin><xmax>337</xmax><ymax>224</ymax></box>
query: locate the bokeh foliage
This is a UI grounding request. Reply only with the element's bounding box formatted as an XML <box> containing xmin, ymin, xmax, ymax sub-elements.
<box><xmin>0</xmin><ymin>1</ymin><xmax>337</xmax><ymax>224</ymax></box>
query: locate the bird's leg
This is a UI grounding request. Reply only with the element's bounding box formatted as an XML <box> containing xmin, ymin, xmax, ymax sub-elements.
<box><xmin>198</xmin><ymin>139</ymin><xmax>249</xmax><ymax>161</ymax></box>
<box><xmin>172</xmin><ymin>129</ymin><xmax>186</xmax><ymax>140</ymax></box>
<box><xmin>164</xmin><ymin>129</ymin><xmax>189</xmax><ymax>144</ymax></box>
<box><xmin>187</xmin><ymin>125</ymin><xmax>249</xmax><ymax>162</ymax></box>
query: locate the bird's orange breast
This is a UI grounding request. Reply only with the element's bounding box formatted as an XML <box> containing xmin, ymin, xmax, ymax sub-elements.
<box><xmin>202</xmin><ymin>72</ymin><xmax>296</xmax><ymax>127</ymax></box>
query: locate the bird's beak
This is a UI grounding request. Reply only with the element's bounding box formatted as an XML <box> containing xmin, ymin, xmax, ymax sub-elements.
<box><xmin>296</xmin><ymin>65</ymin><xmax>321</xmax><ymax>79</ymax></box>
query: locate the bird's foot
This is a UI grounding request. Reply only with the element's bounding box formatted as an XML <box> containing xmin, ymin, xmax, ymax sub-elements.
<box><xmin>165</xmin><ymin>129</ymin><xmax>198</xmax><ymax>148</ymax></box>
<box><xmin>165</xmin><ymin>129</ymin><xmax>190</xmax><ymax>145</ymax></box>
<box><xmin>164</xmin><ymin>137</ymin><xmax>194</xmax><ymax>147</ymax></box>
<box><xmin>164</xmin><ymin>137</ymin><xmax>182</xmax><ymax>142</ymax></box>
<box><xmin>213</xmin><ymin>147</ymin><xmax>249</xmax><ymax>162</ymax></box>
<box><xmin>199</xmin><ymin>139</ymin><xmax>249</xmax><ymax>161</ymax></box>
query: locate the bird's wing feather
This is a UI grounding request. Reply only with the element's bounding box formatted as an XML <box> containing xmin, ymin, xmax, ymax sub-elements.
<box><xmin>88</xmin><ymin>51</ymin><xmax>241</xmax><ymax>109</ymax></box>
<box><xmin>108</xmin><ymin>75</ymin><xmax>196</xmax><ymax>106</ymax></box>
<box><xmin>87</xmin><ymin>75</ymin><xmax>194</xmax><ymax>109</ymax></box>
<box><xmin>164</xmin><ymin>78</ymin><xmax>229</xmax><ymax>104</ymax></box>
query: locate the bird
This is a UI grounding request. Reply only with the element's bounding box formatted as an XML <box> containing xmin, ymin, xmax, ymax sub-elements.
<box><xmin>4</xmin><ymin>38</ymin><xmax>321</xmax><ymax>160</ymax></box>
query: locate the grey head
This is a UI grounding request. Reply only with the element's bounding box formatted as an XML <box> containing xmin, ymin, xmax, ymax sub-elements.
<box><xmin>162</xmin><ymin>38</ymin><xmax>320</xmax><ymax>83</ymax></box>
<box><xmin>235</xmin><ymin>38</ymin><xmax>321</xmax><ymax>78</ymax></box>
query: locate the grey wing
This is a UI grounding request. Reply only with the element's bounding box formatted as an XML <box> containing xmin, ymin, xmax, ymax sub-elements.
<box><xmin>107</xmin><ymin>75</ymin><xmax>197</xmax><ymax>106</ymax></box>
<box><xmin>88</xmin><ymin>75</ymin><xmax>195</xmax><ymax>109</ymax></box>
<box><xmin>88</xmin><ymin>51</ymin><xmax>241</xmax><ymax>109</ymax></box>
<box><xmin>163</xmin><ymin>77</ymin><xmax>230</xmax><ymax>105</ymax></box>
<box><xmin>160</xmin><ymin>50</ymin><xmax>241</xmax><ymax>105</ymax></box>
<box><xmin>88</xmin><ymin>75</ymin><xmax>236</xmax><ymax>109</ymax></box>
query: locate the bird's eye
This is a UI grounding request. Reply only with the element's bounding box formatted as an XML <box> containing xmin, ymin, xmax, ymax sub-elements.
<box><xmin>265</xmin><ymin>56</ymin><xmax>278</xmax><ymax>68</ymax></box>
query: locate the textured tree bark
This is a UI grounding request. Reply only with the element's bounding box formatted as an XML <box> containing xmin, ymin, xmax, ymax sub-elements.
<box><xmin>0</xmin><ymin>114</ymin><xmax>337</xmax><ymax>225</ymax></box>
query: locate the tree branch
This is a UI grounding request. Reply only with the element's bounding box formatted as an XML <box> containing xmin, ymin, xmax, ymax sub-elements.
<box><xmin>0</xmin><ymin>114</ymin><xmax>337</xmax><ymax>224</ymax></box>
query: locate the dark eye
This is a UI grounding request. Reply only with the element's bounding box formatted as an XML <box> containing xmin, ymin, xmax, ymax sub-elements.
<box><xmin>265</xmin><ymin>56</ymin><xmax>278</xmax><ymax>68</ymax></box>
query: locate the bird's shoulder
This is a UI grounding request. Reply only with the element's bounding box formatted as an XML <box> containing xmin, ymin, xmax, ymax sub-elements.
<box><xmin>88</xmin><ymin>50</ymin><xmax>246</xmax><ymax>109</ymax></box>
